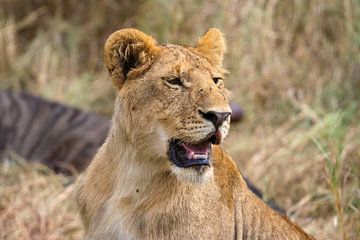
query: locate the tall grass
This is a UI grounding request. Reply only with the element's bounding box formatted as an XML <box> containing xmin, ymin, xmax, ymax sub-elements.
<box><xmin>0</xmin><ymin>0</ymin><xmax>359</xmax><ymax>239</ymax></box>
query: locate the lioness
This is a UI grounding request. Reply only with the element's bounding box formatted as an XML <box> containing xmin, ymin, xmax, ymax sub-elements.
<box><xmin>76</xmin><ymin>28</ymin><xmax>314</xmax><ymax>240</ymax></box>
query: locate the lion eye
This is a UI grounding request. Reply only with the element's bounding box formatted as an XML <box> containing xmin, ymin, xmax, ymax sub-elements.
<box><xmin>213</xmin><ymin>77</ymin><xmax>222</xmax><ymax>84</ymax></box>
<box><xmin>167</xmin><ymin>78</ymin><xmax>183</xmax><ymax>86</ymax></box>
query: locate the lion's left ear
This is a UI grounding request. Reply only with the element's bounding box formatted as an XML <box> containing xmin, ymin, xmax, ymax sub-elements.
<box><xmin>195</xmin><ymin>28</ymin><xmax>227</xmax><ymax>66</ymax></box>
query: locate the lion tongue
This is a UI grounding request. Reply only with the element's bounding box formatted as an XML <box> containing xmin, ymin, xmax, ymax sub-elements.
<box><xmin>181</xmin><ymin>141</ymin><xmax>211</xmax><ymax>160</ymax></box>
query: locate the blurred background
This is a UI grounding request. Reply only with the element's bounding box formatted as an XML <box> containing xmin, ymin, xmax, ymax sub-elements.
<box><xmin>0</xmin><ymin>0</ymin><xmax>359</xmax><ymax>239</ymax></box>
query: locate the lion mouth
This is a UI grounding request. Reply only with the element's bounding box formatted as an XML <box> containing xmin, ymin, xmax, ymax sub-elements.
<box><xmin>168</xmin><ymin>131</ymin><xmax>221</xmax><ymax>168</ymax></box>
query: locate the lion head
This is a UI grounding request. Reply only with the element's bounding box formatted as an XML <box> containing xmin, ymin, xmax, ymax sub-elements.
<box><xmin>104</xmin><ymin>28</ymin><xmax>231</xmax><ymax>183</ymax></box>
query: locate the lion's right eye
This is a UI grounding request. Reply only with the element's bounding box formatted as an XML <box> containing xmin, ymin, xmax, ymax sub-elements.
<box><xmin>167</xmin><ymin>78</ymin><xmax>183</xmax><ymax>86</ymax></box>
<box><xmin>213</xmin><ymin>77</ymin><xmax>222</xmax><ymax>85</ymax></box>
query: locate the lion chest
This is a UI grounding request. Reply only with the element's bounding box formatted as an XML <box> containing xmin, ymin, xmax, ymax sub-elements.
<box><xmin>100</xmin><ymin>181</ymin><xmax>235</xmax><ymax>240</ymax></box>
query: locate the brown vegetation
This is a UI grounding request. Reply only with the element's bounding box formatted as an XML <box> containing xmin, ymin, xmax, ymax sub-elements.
<box><xmin>0</xmin><ymin>0</ymin><xmax>359</xmax><ymax>239</ymax></box>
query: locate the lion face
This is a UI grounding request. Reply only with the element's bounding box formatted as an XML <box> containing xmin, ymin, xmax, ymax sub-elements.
<box><xmin>104</xmin><ymin>28</ymin><xmax>231</xmax><ymax>182</ymax></box>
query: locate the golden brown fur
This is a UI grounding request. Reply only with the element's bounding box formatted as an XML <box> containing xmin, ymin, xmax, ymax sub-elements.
<box><xmin>76</xmin><ymin>28</ymin><xmax>315</xmax><ymax>239</ymax></box>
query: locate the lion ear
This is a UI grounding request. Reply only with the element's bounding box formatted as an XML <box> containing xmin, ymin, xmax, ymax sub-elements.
<box><xmin>104</xmin><ymin>28</ymin><xmax>160</xmax><ymax>90</ymax></box>
<box><xmin>195</xmin><ymin>28</ymin><xmax>227</xmax><ymax>66</ymax></box>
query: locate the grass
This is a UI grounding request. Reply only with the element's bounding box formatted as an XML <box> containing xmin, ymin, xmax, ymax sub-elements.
<box><xmin>311</xmin><ymin>106</ymin><xmax>359</xmax><ymax>240</ymax></box>
<box><xmin>0</xmin><ymin>153</ymin><xmax>82</xmax><ymax>239</ymax></box>
<box><xmin>0</xmin><ymin>0</ymin><xmax>360</xmax><ymax>239</ymax></box>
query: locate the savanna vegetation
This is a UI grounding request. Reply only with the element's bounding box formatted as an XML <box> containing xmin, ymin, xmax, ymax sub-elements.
<box><xmin>0</xmin><ymin>0</ymin><xmax>359</xmax><ymax>239</ymax></box>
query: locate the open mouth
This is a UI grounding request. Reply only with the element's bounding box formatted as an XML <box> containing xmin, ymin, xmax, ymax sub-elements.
<box><xmin>168</xmin><ymin>132</ymin><xmax>221</xmax><ymax>168</ymax></box>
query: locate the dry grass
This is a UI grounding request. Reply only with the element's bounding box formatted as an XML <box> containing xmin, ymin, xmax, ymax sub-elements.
<box><xmin>0</xmin><ymin>153</ymin><xmax>83</xmax><ymax>239</ymax></box>
<box><xmin>0</xmin><ymin>0</ymin><xmax>359</xmax><ymax>239</ymax></box>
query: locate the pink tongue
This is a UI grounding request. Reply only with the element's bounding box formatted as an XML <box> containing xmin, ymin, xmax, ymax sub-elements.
<box><xmin>182</xmin><ymin>141</ymin><xmax>210</xmax><ymax>154</ymax></box>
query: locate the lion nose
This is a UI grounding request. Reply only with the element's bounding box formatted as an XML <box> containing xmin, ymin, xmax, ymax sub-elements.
<box><xmin>198</xmin><ymin>110</ymin><xmax>231</xmax><ymax>129</ymax></box>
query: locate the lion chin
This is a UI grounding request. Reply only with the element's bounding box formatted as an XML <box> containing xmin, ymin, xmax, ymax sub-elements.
<box><xmin>170</xmin><ymin>165</ymin><xmax>214</xmax><ymax>184</ymax></box>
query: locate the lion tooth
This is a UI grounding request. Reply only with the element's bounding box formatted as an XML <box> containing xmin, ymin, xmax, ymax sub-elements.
<box><xmin>193</xmin><ymin>154</ymin><xmax>208</xmax><ymax>160</ymax></box>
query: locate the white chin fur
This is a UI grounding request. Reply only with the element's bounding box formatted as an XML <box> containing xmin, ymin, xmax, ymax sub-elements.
<box><xmin>170</xmin><ymin>165</ymin><xmax>213</xmax><ymax>184</ymax></box>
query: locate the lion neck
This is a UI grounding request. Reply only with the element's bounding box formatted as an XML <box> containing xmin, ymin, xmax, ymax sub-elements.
<box><xmin>103</xmin><ymin>96</ymin><xmax>170</xmax><ymax>183</ymax></box>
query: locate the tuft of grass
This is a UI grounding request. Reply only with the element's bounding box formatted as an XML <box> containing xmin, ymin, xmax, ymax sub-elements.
<box><xmin>311</xmin><ymin>106</ymin><xmax>358</xmax><ymax>240</ymax></box>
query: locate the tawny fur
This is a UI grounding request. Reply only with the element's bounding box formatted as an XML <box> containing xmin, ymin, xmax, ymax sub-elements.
<box><xmin>76</xmin><ymin>28</ymin><xmax>315</xmax><ymax>240</ymax></box>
